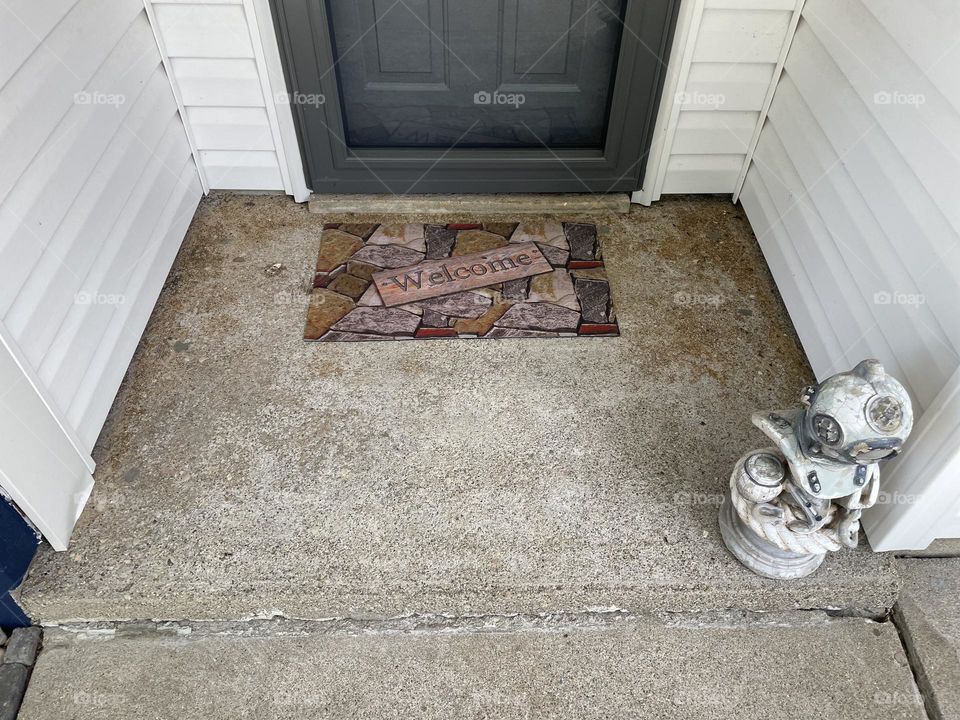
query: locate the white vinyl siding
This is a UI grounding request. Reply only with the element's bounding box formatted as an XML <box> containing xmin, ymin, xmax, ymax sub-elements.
<box><xmin>739</xmin><ymin>0</ymin><xmax>960</xmax><ymax>412</ymax></box>
<box><xmin>0</xmin><ymin>0</ymin><xmax>202</xmax><ymax>443</ymax></box>
<box><xmin>0</xmin><ymin>0</ymin><xmax>202</xmax><ymax>544</ymax></box>
<box><xmin>738</xmin><ymin>0</ymin><xmax>960</xmax><ymax>547</ymax></box>
<box><xmin>146</xmin><ymin>0</ymin><xmax>306</xmax><ymax>196</ymax></box>
<box><xmin>641</xmin><ymin>0</ymin><xmax>802</xmax><ymax>200</ymax></box>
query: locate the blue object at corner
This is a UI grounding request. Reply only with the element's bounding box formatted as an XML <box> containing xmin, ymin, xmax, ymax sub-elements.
<box><xmin>0</xmin><ymin>496</ymin><xmax>39</xmax><ymax>627</ymax></box>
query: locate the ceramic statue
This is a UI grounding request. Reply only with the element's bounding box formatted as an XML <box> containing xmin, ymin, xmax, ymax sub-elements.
<box><xmin>719</xmin><ymin>359</ymin><xmax>914</xmax><ymax>579</ymax></box>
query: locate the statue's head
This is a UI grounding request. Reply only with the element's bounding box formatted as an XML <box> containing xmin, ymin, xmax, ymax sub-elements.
<box><xmin>799</xmin><ymin>359</ymin><xmax>914</xmax><ymax>465</ymax></box>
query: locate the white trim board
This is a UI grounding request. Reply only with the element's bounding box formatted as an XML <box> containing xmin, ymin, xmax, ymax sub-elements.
<box><xmin>0</xmin><ymin>324</ymin><xmax>94</xmax><ymax>476</ymax></box>
<box><xmin>634</xmin><ymin>0</ymin><xmax>705</xmax><ymax>205</ymax></box>
<box><xmin>249</xmin><ymin>0</ymin><xmax>310</xmax><ymax>202</ymax></box>
<box><xmin>864</xmin><ymin>367</ymin><xmax>960</xmax><ymax>551</ymax></box>
<box><xmin>732</xmin><ymin>0</ymin><xmax>805</xmax><ymax>201</ymax></box>
<box><xmin>0</xmin><ymin>330</ymin><xmax>94</xmax><ymax>551</ymax></box>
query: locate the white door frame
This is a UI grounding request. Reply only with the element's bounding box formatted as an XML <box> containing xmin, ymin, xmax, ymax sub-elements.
<box><xmin>632</xmin><ymin>0</ymin><xmax>702</xmax><ymax>206</ymax></box>
<box><xmin>247</xmin><ymin>0</ymin><xmax>311</xmax><ymax>202</ymax></box>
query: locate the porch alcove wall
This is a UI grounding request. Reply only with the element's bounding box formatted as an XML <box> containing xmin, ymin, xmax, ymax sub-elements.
<box><xmin>737</xmin><ymin>0</ymin><xmax>960</xmax><ymax>548</ymax></box>
<box><xmin>0</xmin><ymin>0</ymin><xmax>202</xmax><ymax>547</ymax></box>
<box><xmin>148</xmin><ymin>0</ymin><xmax>801</xmax><ymax>202</ymax></box>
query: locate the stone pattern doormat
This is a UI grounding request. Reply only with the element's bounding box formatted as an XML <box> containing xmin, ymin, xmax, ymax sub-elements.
<box><xmin>305</xmin><ymin>222</ymin><xmax>620</xmax><ymax>342</ymax></box>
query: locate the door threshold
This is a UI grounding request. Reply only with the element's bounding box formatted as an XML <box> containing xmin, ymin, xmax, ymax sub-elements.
<box><xmin>306</xmin><ymin>194</ymin><xmax>632</xmax><ymax>216</ymax></box>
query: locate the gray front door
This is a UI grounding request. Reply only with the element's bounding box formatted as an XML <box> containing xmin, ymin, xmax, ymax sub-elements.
<box><xmin>272</xmin><ymin>0</ymin><xmax>679</xmax><ymax>193</ymax></box>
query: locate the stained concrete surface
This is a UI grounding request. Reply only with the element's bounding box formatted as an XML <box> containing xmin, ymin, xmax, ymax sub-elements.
<box><xmin>20</xmin><ymin>194</ymin><xmax>898</xmax><ymax>622</ymax></box>
<box><xmin>895</xmin><ymin>558</ymin><xmax>960</xmax><ymax>719</ymax></box>
<box><xmin>19</xmin><ymin>613</ymin><xmax>925</xmax><ymax>720</ymax></box>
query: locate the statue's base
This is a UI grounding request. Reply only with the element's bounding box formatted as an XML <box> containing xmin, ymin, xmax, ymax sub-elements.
<box><xmin>719</xmin><ymin>492</ymin><xmax>826</xmax><ymax>579</ymax></box>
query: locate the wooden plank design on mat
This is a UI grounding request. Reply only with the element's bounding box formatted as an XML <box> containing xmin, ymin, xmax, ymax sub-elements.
<box><xmin>372</xmin><ymin>242</ymin><xmax>552</xmax><ymax>307</ymax></box>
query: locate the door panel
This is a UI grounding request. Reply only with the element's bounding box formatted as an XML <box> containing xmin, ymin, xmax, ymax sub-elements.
<box><xmin>272</xmin><ymin>0</ymin><xmax>679</xmax><ymax>192</ymax></box>
<box><xmin>506</xmin><ymin>0</ymin><xmax>580</xmax><ymax>79</ymax></box>
<box><xmin>499</xmin><ymin>0</ymin><xmax>628</xmax><ymax>148</ymax></box>
<box><xmin>329</xmin><ymin>0</ymin><xmax>626</xmax><ymax>148</ymax></box>
<box><xmin>366</xmin><ymin>0</ymin><xmax>435</xmax><ymax>74</ymax></box>
<box><xmin>351</xmin><ymin>0</ymin><xmax>448</xmax><ymax>85</ymax></box>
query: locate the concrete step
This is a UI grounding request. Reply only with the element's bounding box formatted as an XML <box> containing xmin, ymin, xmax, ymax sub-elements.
<box><xmin>895</xmin><ymin>558</ymin><xmax>960</xmax><ymax>719</ymax></box>
<box><xmin>18</xmin><ymin>195</ymin><xmax>898</xmax><ymax>623</ymax></box>
<box><xmin>19</xmin><ymin>612</ymin><xmax>925</xmax><ymax>720</ymax></box>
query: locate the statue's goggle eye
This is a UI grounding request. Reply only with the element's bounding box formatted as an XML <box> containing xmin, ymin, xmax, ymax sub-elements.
<box><xmin>813</xmin><ymin>414</ymin><xmax>842</xmax><ymax>446</ymax></box>
<box><xmin>867</xmin><ymin>396</ymin><xmax>903</xmax><ymax>433</ymax></box>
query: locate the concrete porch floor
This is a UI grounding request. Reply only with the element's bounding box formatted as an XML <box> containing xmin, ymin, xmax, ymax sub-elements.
<box><xmin>21</xmin><ymin>194</ymin><xmax>899</xmax><ymax>623</ymax></box>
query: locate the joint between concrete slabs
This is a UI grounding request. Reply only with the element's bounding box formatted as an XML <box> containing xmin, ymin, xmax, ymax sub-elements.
<box><xmin>32</xmin><ymin>600</ymin><xmax>896</xmax><ymax>631</ymax></box>
<box><xmin>892</xmin><ymin>601</ymin><xmax>947</xmax><ymax>720</ymax></box>
<box><xmin>41</xmin><ymin>608</ymin><xmax>896</xmax><ymax>641</ymax></box>
<box><xmin>22</xmin><ymin>610</ymin><xmax>937</xmax><ymax>720</ymax></box>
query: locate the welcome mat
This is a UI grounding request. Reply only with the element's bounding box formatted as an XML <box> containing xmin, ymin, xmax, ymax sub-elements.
<box><xmin>305</xmin><ymin>222</ymin><xmax>620</xmax><ymax>342</ymax></box>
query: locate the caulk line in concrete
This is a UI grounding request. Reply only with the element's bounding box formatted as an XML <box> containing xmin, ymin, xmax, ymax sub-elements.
<box><xmin>42</xmin><ymin>607</ymin><xmax>890</xmax><ymax>641</ymax></box>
